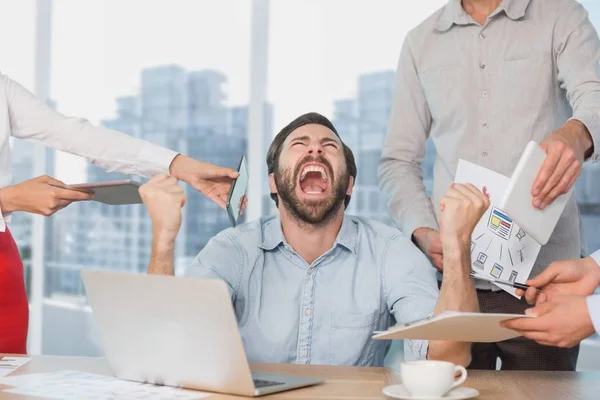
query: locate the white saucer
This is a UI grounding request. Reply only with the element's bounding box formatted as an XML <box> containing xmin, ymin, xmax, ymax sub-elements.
<box><xmin>382</xmin><ymin>384</ymin><xmax>480</xmax><ymax>399</ymax></box>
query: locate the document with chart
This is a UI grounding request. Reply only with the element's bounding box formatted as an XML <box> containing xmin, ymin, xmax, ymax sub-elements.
<box><xmin>454</xmin><ymin>160</ymin><xmax>541</xmax><ymax>297</ymax></box>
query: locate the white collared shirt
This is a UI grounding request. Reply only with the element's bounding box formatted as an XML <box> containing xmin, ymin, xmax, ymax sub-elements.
<box><xmin>0</xmin><ymin>72</ymin><xmax>178</xmax><ymax>231</ymax></box>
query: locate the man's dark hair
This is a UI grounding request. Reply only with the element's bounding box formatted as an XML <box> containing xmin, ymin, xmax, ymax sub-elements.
<box><xmin>266</xmin><ymin>112</ymin><xmax>357</xmax><ymax>208</ymax></box>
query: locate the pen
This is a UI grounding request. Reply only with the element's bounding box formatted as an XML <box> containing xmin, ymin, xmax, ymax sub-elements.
<box><xmin>470</xmin><ymin>271</ymin><xmax>542</xmax><ymax>293</ymax></box>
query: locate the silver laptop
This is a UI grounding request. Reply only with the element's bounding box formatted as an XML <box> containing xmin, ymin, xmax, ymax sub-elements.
<box><xmin>81</xmin><ymin>270</ymin><xmax>323</xmax><ymax>397</ymax></box>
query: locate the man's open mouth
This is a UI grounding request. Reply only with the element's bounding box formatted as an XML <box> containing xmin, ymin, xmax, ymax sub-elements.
<box><xmin>299</xmin><ymin>163</ymin><xmax>329</xmax><ymax>194</ymax></box>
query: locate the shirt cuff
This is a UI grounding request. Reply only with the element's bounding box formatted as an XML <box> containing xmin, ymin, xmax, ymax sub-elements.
<box><xmin>589</xmin><ymin>250</ymin><xmax>600</xmax><ymax>268</ymax></box>
<box><xmin>403</xmin><ymin>205</ymin><xmax>439</xmax><ymax>239</ymax></box>
<box><xmin>0</xmin><ymin>194</ymin><xmax>10</xmax><ymax>232</ymax></box>
<box><xmin>571</xmin><ymin>114</ymin><xmax>600</xmax><ymax>162</ymax></box>
<box><xmin>0</xmin><ymin>212</ymin><xmax>7</xmax><ymax>232</ymax></box>
<box><xmin>137</xmin><ymin>142</ymin><xmax>180</xmax><ymax>178</ymax></box>
<box><xmin>586</xmin><ymin>295</ymin><xmax>600</xmax><ymax>335</ymax></box>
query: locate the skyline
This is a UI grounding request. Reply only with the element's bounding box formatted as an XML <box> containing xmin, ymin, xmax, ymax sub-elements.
<box><xmin>5</xmin><ymin>0</ymin><xmax>600</xmax><ymax>195</ymax></box>
<box><xmin>2</xmin><ymin>0</ymin><xmax>449</xmax><ymax>183</ymax></box>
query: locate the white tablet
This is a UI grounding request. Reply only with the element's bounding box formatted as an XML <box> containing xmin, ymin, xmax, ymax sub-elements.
<box><xmin>64</xmin><ymin>180</ymin><xmax>142</xmax><ymax>205</ymax></box>
<box><xmin>498</xmin><ymin>141</ymin><xmax>572</xmax><ymax>245</ymax></box>
<box><xmin>372</xmin><ymin>311</ymin><xmax>533</xmax><ymax>343</ymax></box>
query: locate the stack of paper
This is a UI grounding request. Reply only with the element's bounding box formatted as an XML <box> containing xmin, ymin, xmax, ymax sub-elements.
<box><xmin>454</xmin><ymin>160</ymin><xmax>542</xmax><ymax>297</ymax></box>
<box><xmin>0</xmin><ymin>356</ymin><xmax>30</xmax><ymax>378</ymax></box>
<box><xmin>0</xmin><ymin>370</ymin><xmax>209</xmax><ymax>399</ymax></box>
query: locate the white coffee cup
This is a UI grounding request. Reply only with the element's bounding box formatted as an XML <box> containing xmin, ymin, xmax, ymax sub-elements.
<box><xmin>400</xmin><ymin>360</ymin><xmax>467</xmax><ymax>397</ymax></box>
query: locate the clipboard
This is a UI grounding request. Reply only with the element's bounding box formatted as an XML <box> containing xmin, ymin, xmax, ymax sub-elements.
<box><xmin>373</xmin><ymin>311</ymin><xmax>534</xmax><ymax>343</ymax></box>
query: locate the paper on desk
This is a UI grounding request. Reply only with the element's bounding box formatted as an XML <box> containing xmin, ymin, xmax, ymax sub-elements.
<box><xmin>0</xmin><ymin>356</ymin><xmax>30</xmax><ymax>378</ymax></box>
<box><xmin>0</xmin><ymin>370</ymin><xmax>209</xmax><ymax>400</ymax></box>
<box><xmin>454</xmin><ymin>160</ymin><xmax>541</xmax><ymax>298</ymax></box>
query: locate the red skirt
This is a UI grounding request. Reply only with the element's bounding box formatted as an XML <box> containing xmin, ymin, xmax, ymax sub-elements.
<box><xmin>0</xmin><ymin>229</ymin><xmax>28</xmax><ymax>354</ymax></box>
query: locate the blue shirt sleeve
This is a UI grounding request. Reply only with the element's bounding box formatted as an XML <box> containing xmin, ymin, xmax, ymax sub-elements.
<box><xmin>382</xmin><ymin>234</ymin><xmax>439</xmax><ymax>360</ymax></box>
<box><xmin>184</xmin><ymin>230</ymin><xmax>244</xmax><ymax>301</ymax></box>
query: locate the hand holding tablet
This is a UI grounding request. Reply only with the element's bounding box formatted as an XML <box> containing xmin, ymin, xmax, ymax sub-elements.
<box><xmin>499</xmin><ymin>141</ymin><xmax>572</xmax><ymax>245</ymax></box>
<box><xmin>62</xmin><ymin>156</ymin><xmax>249</xmax><ymax>218</ymax></box>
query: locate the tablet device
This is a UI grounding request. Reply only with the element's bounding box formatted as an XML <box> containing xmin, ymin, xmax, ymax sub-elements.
<box><xmin>226</xmin><ymin>155</ymin><xmax>248</xmax><ymax>226</ymax></box>
<box><xmin>64</xmin><ymin>180</ymin><xmax>142</xmax><ymax>205</ymax></box>
<box><xmin>498</xmin><ymin>141</ymin><xmax>572</xmax><ymax>245</ymax></box>
<box><xmin>372</xmin><ymin>311</ymin><xmax>534</xmax><ymax>343</ymax></box>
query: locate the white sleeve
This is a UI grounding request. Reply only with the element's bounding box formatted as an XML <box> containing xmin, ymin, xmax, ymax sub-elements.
<box><xmin>586</xmin><ymin>295</ymin><xmax>600</xmax><ymax>335</ymax></box>
<box><xmin>4</xmin><ymin>73</ymin><xmax>178</xmax><ymax>178</ymax></box>
<box><xmin>589</xmin><ymin>250</ymin><xmax>600</xmax><ymax>268</ymax></box>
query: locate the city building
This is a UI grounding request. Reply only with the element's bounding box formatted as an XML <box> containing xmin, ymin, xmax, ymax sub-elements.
<box><xmin>333</xmin><ymin>71</ymin><xmax>396</xmax><ymax>225</ymax></box>
<box><xmin>44</xmin><ymin>65</ymin><xmax>275</xmax><ymax>302</ymax></box>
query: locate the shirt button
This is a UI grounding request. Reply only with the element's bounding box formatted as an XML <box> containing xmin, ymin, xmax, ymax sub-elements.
<box><xmin>305</xmin><ymin>308</ymin><xmax>311</xmax><ymax>316</ymax></box>
<box><xmin>479</xmin><ymin>62</ymin><xmax>486</xmax><ymax>69</ymax></box>
<box><xmin>482</xmin><ymin>122</ymin><xmax>488</xmax><ymax>128</ymax></box>
<box><xmin>301</xmin><ymin>349</ymin><xmax>308</xmax><ymax>357</ymax></box>
<box><xmin>481</xmin><ymin>90</ymin><xmax>488</xmax><ymax>98</ymax></box>
<box><xmin>482</xmin><ymin>151</ymin><xmax>489</xmax><ymax>157</ymax></box>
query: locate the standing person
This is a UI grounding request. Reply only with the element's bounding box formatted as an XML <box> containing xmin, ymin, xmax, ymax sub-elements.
<box><xmin>378</xmin><ymin>0</ymin><xmax>600</xmax><ymax>370</ymax></box>
<box><xmin>0</xmin><ymin>71</ymin><xmax>239</xmax><ymax>354</ymax></box>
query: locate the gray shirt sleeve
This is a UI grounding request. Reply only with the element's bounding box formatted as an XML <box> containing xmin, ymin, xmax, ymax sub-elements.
<box><xmin>378</xmin><ymin>33</ymin><xmax>439</xmax><ymax>237</ymax></box>
<box><xmin>555</xmin><ymin>1</ymin><xmax>600</xmax><ymax>161</ymax></box>
<box><xmin>383</xmin><ymin>234</ymin><xmax>439</xmax><ymax>360</ymax></box>
<box><xmin>185</xmin><ymin>231</ymin><xmax>244</xmax><ymax>301</ymax></box>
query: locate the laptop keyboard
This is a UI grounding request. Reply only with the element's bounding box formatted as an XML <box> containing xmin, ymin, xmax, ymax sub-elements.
<box><xmin>253</xmin><ymin>378</ymin><xmax>284</xmax><ymax>388</ymax></box>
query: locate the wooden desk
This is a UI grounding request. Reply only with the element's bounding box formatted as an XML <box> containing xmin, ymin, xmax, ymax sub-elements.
<box><xmin>1</xmin><ymin>355</ymin><xmax>600</xmax><ymax>399</ymax></box>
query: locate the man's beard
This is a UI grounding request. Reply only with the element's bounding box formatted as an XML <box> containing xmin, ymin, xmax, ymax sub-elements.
<box><xmin>274</xmin><ymin>155</ymin><xmax>348</xmax><ymax>227</ymax></box>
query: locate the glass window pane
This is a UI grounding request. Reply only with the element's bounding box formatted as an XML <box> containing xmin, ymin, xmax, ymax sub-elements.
<box><xmin>30</xmin><ymin>0</ymin><xmax>251</xmax><ymax>356</ymax></box>
<box><xmin>268</xmin><ymin>0</ymin><xmax>446</xmax><ymax>225</ymax></box>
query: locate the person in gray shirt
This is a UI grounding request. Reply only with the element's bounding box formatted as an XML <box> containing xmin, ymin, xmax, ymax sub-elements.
<box><xmin>378</xmin><ymin>0</ymin><xmax>600</xmax><ymax>370</ymax></box>
<box><xmin>141</xmin><ymin>112</ymin><xmax>488</xmax><ymax>367</ymax></box>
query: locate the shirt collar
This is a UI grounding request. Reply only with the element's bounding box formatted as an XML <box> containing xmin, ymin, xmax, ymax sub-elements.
<box><xmin>335</xmin><ymin>215</ymin><xmax>358</xmax><ymax>258</ymax></box>
<box><xmin>435</xmin><ymin>0</ymin><xmax>473</xmax><ymax>32</ymax></box>
<box><xmin>502</xmin><ymin>0</ymin><xmax>531</xmax><ymax>20</ymax></box>
<box><xmin>259</xmin><ymin>214</ymin><xmax>358</xmax><ymax>258</ymax></box>
<box><xmin>434</xmin><ymin>0</ymin><xmax>531</xmax><ymax>32</ymax></box>
<box><xmin>259</xmin><ymin>216</ymin><xmax>286</xmax><ymax>251</ymax></box>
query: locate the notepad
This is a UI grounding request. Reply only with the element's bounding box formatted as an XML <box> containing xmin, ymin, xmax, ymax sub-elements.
<box><xmin>373</xmin><ymin>311</ymin><xmax>534</xmax><ymax>343</ymax></box>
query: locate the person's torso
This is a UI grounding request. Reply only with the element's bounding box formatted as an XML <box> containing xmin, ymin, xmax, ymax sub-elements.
<box><xmin>411</xmin><ymin>0</ymin><xmax>582</xmax><ymax>279</ymax></box>
<box><xmin>231</xmin><ymin>216</ymin><xmax>396</xmax><ymax>367</ymax></box>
